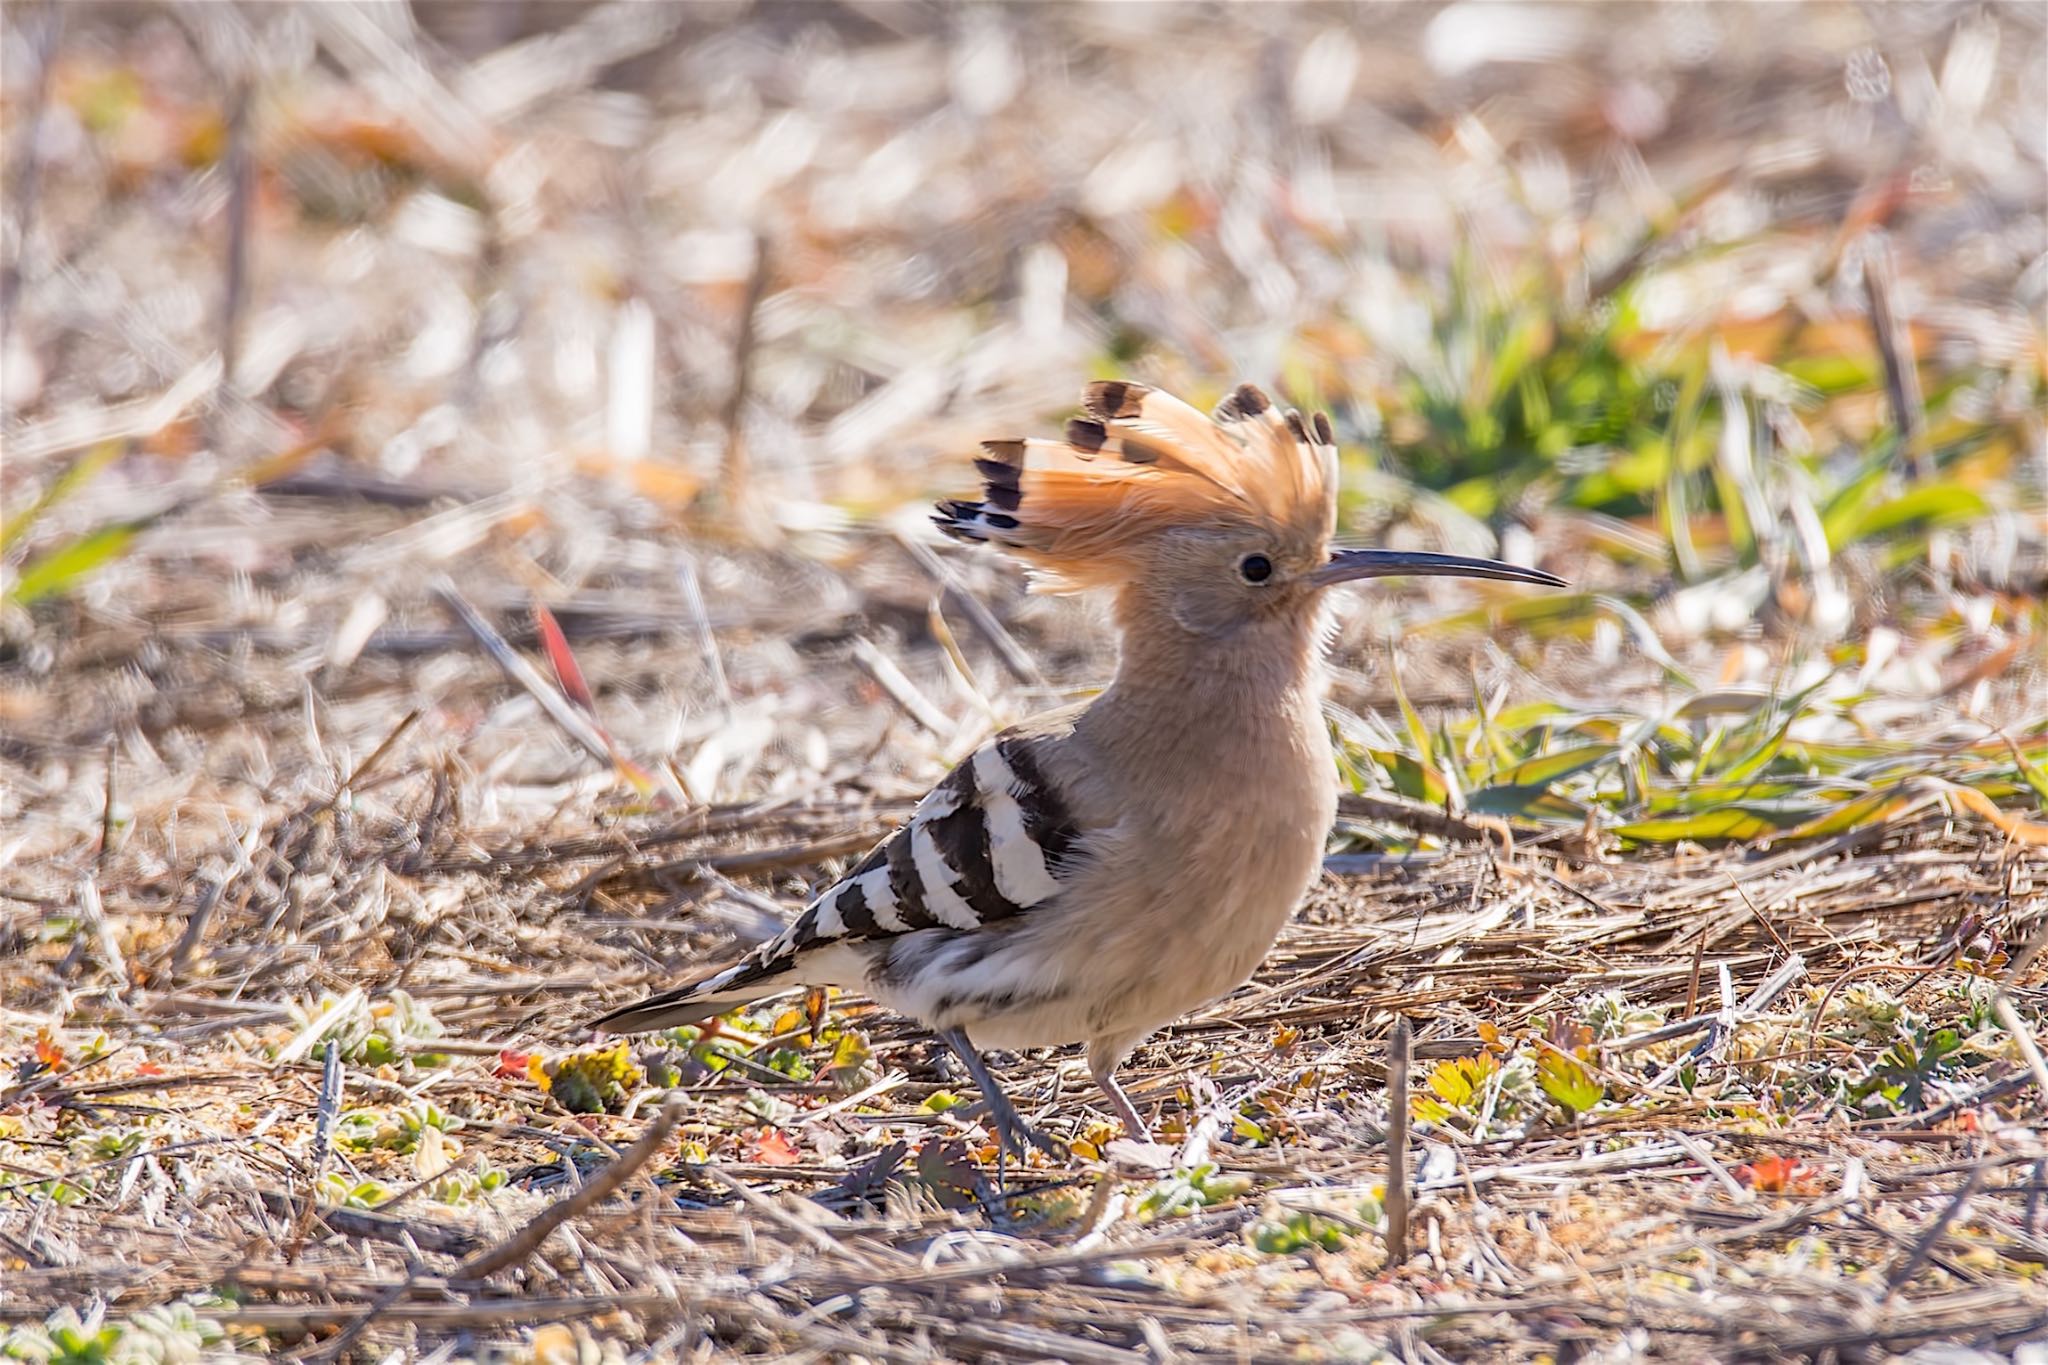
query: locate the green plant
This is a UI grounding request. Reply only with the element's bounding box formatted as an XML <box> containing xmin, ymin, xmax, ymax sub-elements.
<box><xmin>1375</xmin><ymin>248</ymin><xmax>1689</xmax><ymax>523</ymax></box>
<box><xmin>1</xmin><ymin>1300</ymin><xmax>260</xmax><ymax>1364</ymax></box>
<box><xmin>1357</xmin><ymin>223</ymin><xmax>2039</xmax><ymax>592</ymax></box>
<box><xmin>1</xmin><ymin>1306</ymin><xmax>123</xmax><ymax>1365</ymax></box>
<box><xmin>335</xmin><ymin>1101</ymin><xmax>458</xmax><ymax>1156</ymax></box>
<box><xmin>279</xmin><ymin>991</ymin><xmax>448</xmax><ymax>1069</ymax></box>
<box><xmin>1137</xmin><ymin>1163</ymin><xmax>1256</xmax><ymax>1219</ymax></box>
<box><xmin>316</xmin><ymin>1172</ymin><xmax>392</xmax><ymax>1209</ymax></box>
<box><xmin>1335</xmin><ymin>664</ymin><xmax>2048</xmax><ymax>852</ymax></box>
<box><xmin>1850</xmin><ymin>1024</ymin><xmax>1970</xmax><ymax>1115</ymax></box>
<box><xmin>1251</xmin><ymin>1210</ymin><xmax>1355</xmax><ymax>1255</ymax></box>
<box><xmin>1536</xmin><ymin>1050</ymin><xmax>1605</xmax><ymax>1121</ymax></box>
<box><xmin>1410</xmin><ymin>1051</ymin><xmax>1537</xmax><ymax>1135</ymax></box>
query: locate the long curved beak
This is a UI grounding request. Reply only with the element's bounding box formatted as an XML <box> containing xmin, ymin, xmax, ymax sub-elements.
<box><xmin>1308</xmin><ymin>547</ymin><xmax>1567</xmax><ymax>590</ymax></box>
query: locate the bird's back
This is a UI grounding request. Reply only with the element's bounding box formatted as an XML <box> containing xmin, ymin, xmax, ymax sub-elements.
<box><xmin>591</xmin><ymin>674</ymin><xmax>1334</xmax><ymax>1051</ymax></box>
<box><xmin>589</xmin><ymin>707</ymin><xmax>1092</xmax><ymax>1036</ymax></box>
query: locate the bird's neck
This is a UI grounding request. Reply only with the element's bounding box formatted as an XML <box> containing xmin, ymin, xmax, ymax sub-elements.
<box><xmin>1084</xmin><ymin>593</ymin><xmax>1332</xmax><ymax>800</ymax></box>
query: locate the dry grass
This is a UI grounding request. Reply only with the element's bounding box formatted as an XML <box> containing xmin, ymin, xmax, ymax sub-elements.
<box><xmin>4</xmin><ymin>564</ymin><xmax>2046</xmax><ymax>1359</ymax></box>
<box><xmin>4</xmin><ymin>3</ymin><xmax>2046</xmax><ymax>1361</ymax></box>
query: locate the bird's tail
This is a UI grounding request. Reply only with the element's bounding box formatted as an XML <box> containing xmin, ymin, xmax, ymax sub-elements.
<box><xmin>589</xmin><ymin>954</ymin><xmax>792</xmax><ymax>1035</ymax></box>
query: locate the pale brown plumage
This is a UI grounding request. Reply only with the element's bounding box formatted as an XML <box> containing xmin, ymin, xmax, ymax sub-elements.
<box><xmin>592</xmin><ymin>380</ymin><xmax>1563</xmax><ymax>1158</ymax></box>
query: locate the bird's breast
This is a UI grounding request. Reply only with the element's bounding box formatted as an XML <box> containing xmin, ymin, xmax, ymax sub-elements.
<box><xmin>1047</xmin><ymin>701</ymin><xmax>1336</xmax><ymax>1036</ymax></box>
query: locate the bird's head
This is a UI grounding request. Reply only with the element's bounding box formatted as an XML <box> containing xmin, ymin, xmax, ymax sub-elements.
<box><xmin>936</xmin><ymin>380</ymin><xmax>1562</xmax><ymax>641</ymax></box>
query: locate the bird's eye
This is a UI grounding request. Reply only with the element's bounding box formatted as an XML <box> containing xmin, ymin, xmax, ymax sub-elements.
<box><xmin>1238</xmin><ymin>553</ymin><xmax>1274</xmax><ymax>584</ymax></box>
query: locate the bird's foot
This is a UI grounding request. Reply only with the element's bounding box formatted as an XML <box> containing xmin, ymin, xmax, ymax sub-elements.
<box><xmin>935</xmin><ymin>1028</ymin><xmax>1062</xmax><ymax>1168</ymax></box>
<box><xmin>1094</xmin><ymin>1071</ymin><xmax>1155</xmax><ymax>1143</ymax></box>
<box><xmin>971</xmin><ymin>1092</ymin><xmax>1064</xmax><ymax>1163</ymax></box>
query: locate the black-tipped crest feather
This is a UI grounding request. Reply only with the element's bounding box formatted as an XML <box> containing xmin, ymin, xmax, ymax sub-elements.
<box><xmin>932</xmin><ymin>377</ymin><xmax>1340</xmax><ymax>584</ymax></box>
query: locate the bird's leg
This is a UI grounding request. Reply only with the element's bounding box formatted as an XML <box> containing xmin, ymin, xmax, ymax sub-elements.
<box><xmin>937</xmin><ymin>1028</ymin><xmax>1061</xmax><ymax>1161</ymax></box>
<box><xmin>1094</xmin><ymin>1067</ymin><xmax>1154</xmax><ymax>1143</ymax></box>
<box><xmin>1086</xmin><ymin>1036</ymin><xmax>1157</xmax><ymax>1142</ymax></box>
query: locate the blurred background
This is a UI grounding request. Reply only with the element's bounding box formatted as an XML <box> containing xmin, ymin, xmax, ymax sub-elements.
<box><xmin>2</xmin><ymin>0</ymin><xmax>2044</xmax><ymax>855</ymax></box>
<box><xmin>4</xmin><ymin>8</ymin><xmax>2048</xmax><ymax>1356</ymax></box>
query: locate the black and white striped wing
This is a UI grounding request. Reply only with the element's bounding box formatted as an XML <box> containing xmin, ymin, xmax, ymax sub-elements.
<box><xmin>591</xmin><ymin>734</ymin><xmax>1080</xmax><ymax>1033</ymax></box>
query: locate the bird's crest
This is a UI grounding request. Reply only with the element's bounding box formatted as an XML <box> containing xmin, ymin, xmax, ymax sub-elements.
<box><xmin>934</xmin><ymin>381</ymin><xmax>1338</xmax><ymax>589</ymax></box>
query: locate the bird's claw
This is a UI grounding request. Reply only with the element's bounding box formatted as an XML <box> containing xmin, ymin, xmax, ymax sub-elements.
<box><xmin>973</xmin><ymin>1097</ymin><xmax>1062</xmax><ymax>1162</ymax></box>
<box><xmin>934</xmin><ymin>1028</ymin><xmax>1062</xmax><ymax>1171</ymax></box>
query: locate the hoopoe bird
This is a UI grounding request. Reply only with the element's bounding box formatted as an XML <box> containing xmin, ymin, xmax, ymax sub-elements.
<box><xmin>592</xmin><ymin>381</ymin><xmax>1563</xmax><ymax>1156</ymax></box>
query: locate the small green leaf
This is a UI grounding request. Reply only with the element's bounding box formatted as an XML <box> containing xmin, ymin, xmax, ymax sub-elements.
<box><xmin>1774</xmin><ymin>789</ymin><xmax>1909</xmax><ymax>842</ymax></box>
<box><xmin>1387</xmin><ymin>652</ymin><xmax>1437</xmax><ymax>777</ymax></box>
<box><xmin>1827</xmin><ymin>482</ymin><xmax>1991</xmax><ymax>552</ymax></box>
<box><xmin>1424</xmin><ymin>1054</ymin><xmax>1499</xmax><ymax>1110</ymax></box>
<box><xmin>5</xmin><ymin>522</ymin><xmax>143</xmax><ymax>606</ymax></box>
<box><xmin>1364</xmin><ymin>747</ymin><xmax>1452</xmax><ymax>806</ymax></box>
<box><xmin>1611</xmin><ymin>808</ymin><xmax>1788</xmax><ymax>843</ymax></box>
<box><xmin>2001</xmin><ymin>738</ymin><xmax>2048</xmax><ymax>809</ymax></box>
<box><xmin>1465</xmin><ymin>785</ymin><xmax>1589</xmax><ymax>821</ymax></box>
<box><xmin>1252</xmin><ymin>1211</ymin><xmax>1351</xmax><ymax>1255</ymax></box>
<box><xmin>1483</xmin><ymin>743</ymin><xmax>1619</xmax><ymax>789</ymax></box>
<box><xmin>0</xmin><ymin>439</ymin><xmax>123</xmax><ymax>556</ymax></box>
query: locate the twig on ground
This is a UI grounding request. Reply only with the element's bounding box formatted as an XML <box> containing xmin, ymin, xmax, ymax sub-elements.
<box><xmin>1990</xmin><ymin>993</ymin><xmax>2048</xmax><ymax>1110</ymax></box>
<box><xmin>1859</xmin><ymin>231</ymin><xmax>1929</xmax><ymax>481</ymax></box>
<box><xmin>678</xmin><ymin>555</ymin><xmax>733</xmax><ymax>712</ymax></box>
<box><xmin>219</xmin><ymin>79</ymin><xmax>253</xmax><ymax>389</ymax></box>
<box><xmin>1338</xmin><ymin>793</ymin><xmax>1535</xmax><ymax>846</ymax></box>
<box><xmin>1384</xmin><ymin>1015</ymin><xmax>1411</xmax><ymax>1268</ymax></box>
<box><xmin>720</xmin><ymin>231</ymin><xmax>770</xmax><ymax>500</ymax></box>
<box><xmin>454</xmin><ymin>1093</ymin><xmax>686</xmax><ymax>1282</ymax></box>
<box><xmin>850</xmin><ymin>636</ymin><xmax>953</xmax><ymax>737</ymax></box>
<box><xmin>894</xmin><ymin>527</ymin><xmax>1045</xmax><ymax>686</ymax></box>
<box><xmin>1884</xmin><ymin>1158</ymin><xmax>1988</xmax><ymax>1296</ymax></box>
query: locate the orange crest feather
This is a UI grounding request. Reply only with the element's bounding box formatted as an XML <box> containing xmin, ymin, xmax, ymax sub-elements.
<box><xmin>935</xmin><ymin>381</ymin><xmax>1337</xmax><ymax>590</ymax></box>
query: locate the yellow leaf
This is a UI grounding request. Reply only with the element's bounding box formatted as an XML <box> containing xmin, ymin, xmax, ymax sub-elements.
<box><xmin>526</xmin><ymin>1323</ymin><xmax>578</xmax><ymax>1365</ymax></box>
<box><xmin>1941</xmin><ymin>781</ymin><xmax>2048</xmax><ymax>846</ymax></box>
<box><xmin>1426</xmin><ymin>1054</ymin><xmax>1499</xmax><ymax>1108</ymax></box>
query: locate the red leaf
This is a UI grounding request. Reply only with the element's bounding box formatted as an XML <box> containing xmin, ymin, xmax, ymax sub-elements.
<box><xmin>494</xmin><ymin>1050</ymin><xmax>532</xmax><ymax>1080</ymax></box>
<box><xmin>746</xmin><ymin>1129</ymin><xmax>802</xmax><ymax>1166</ymax></box>
<box><xmin>532</xmin><ymin>600</ymin><xmax>598</xmax><ymax>718</ymax></box>
<box><xmin>1732</xmin><ymin>1155</ymin><xmax>1818</xmax><ymax>1194</ymax></box>
<box><xmin>531</xmin><ymin>597</ymin><xmax>671</xmax><ymax>804</ymax></box>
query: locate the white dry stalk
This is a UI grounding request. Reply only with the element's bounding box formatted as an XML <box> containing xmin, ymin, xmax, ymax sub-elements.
<box><xmin>275</xmin><ymin>987</ymin><xmax>365</xmax><ymax>1066</ymax></box>
<box><xmin>1672</xmin><ymin>1130</ymin><xmax>1754</xmax><ymax>1205</ymax></box>
<box><xmin>795</xmin><ymin>1072</ymin><xmax>911</xmax><ymax>1127</ymax></box>
<box><xmin>1991</xmin><ymin>993</ymin><xmax>2048</xmax><ymax>1108</ymax></box>
<box><xmin>75</xmin><ymin>876</ymin><xmax>128</xmax><ymax>988</ymax></box>
<box><xmin>850</xmin><ymin>636</ymin><xmax>952</xmax><ymax>738</ymax></box>
<box><xmin>7</xmin><ymin>355</ymin><xmax>221</xmax><ymax>464</ymax></box>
